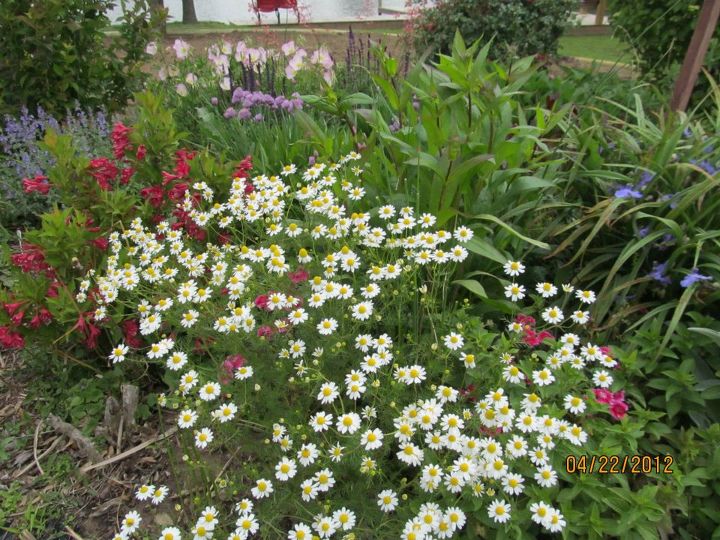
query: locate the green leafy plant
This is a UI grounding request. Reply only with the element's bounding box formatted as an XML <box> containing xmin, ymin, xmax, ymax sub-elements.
<box><xmin>409</xmin><ymin>0</ymin><xmax>578</xmax><ymax>59</ymax></box>
<box><xmin>0</xmin><ymin>0</ymin><xmax>164</xmax><ymax>115</ymax></box>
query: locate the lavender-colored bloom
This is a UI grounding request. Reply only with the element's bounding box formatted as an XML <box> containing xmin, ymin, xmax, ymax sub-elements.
<box><xmin>211</xmin><ymin>97</ymin><xmax>219</xmax><ymax>106</ymax></box>
<box><xmin>389</xmin><ymin>117</ymin><xmax>401</xmax><ymax>133</ymax></box>
<box><xmin>238</xmin><ymin>108</ymin><xmax>251</xmax><ymax>120</ymax></box>
<box><xmin>614</xmin><ymin>185</ymin><xmax>643</xmax><ymax>199</ymax></box>
<box><xmin>649</xmin><ymin>262</ymin><xmax>671</xmax><ymax>285</ymax></box>
<box><xmin>223</xmin><ymin>107</ymin><xmax>237</xmax><ymax>119</ymax></box>
<box><xmin>637</xmin><ymin>226</ymin><xmax>650</xmax><ymax>238</ymax></box>
<box><xmin>638</xmin><ymin>171</ymin><xmax>654</xmax><ymax>188</ymax></box>
<box><xmin>253</xmin><ymin>113</ymin><xmax>264</xmax><ymax>122</ymax></box>
<box><xmin>682</xmin><ymin>127</ymin><xmax>692</xmax><ymax>138</ymax></box>
<box><xmin>680</xmin><ymin>268</ymin><xmax>712</xmax><ymax>288</ymax></box>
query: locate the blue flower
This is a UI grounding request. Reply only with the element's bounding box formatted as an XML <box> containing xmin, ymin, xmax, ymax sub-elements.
<box><xmin>649</xmin><ymin>262</ymin><xmax>671</xmax><ymax>285</ymax></box>
<box><xmin>638</xmin><ymin>171</ymin><xmax>654</xmax><ymax>188</ymax></box>
<box><xmin>614</xmin><ymin>185</ymin><xmax>643</xmax><ymax>199</ymax></box>
<box><xmin>680</xmin><ymin>268</ymin><xmax>712</xmax><ymax>288</ymax></box>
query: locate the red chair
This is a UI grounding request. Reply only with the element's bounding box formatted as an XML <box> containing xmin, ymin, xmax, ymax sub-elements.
<box><xmin>254</xmin><ymin>0</ymin><xmax>298</xmax><ymax>23</ymax></box>
<box><xmin>255</xmin><ymin>0</ymin><xmax>297</xmax><ymax>11</ymax></box>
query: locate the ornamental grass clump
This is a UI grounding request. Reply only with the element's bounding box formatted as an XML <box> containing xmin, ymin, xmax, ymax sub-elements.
<box><xmin>85</xmin><ymin>152</ymin><xmax>622</xmax><ymax>538</ymax></box>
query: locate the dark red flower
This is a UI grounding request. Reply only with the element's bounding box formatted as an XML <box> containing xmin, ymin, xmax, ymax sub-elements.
<box><xmin>120</xmin><ymin>167</ymin><xmax>135</xmax><ymax>185</ymax></box>
<box><xmin>22</xmin><ymin>175</ymin><xmax>51</xmax><ymax>194</ymax></box>
<box><xmin>10</xmin><ymin>310</ymin><xmax>25</xmax><ymax>326</ymax></box>
<box><xmin>3</xmin><ymin>302</ymin><xmax>25</xmax><ymax>317</ymax></box>
<box><xmin>167</xmin><ymin>182</ymin><xmax>189</xmax><ymax>203</ymax></box>
<box><xmin>121</xmin><ymin>319</ymin><xmax>143</xmax><ymax>349</ymax></box>
<box><xmin>136</xmin><ymin>145</ymin><xmax>147</xmax><ymax>160</ymax></box>
<box><xmin>140</xmin><ymin>185</ymin><xmax>164</xmax><ymax>208</ymax></box>
<box><xmin>91</xmin><ymin>237</ymin><xmax>109</xmax><ymax>250</ymax></box>
<box><xmin>0</xmin><ymin>326</ymin><xmax>25</xmax><ymax>349</ymax></box>
<box><xmin>89</xmin><ymin>157</ymin><xmax>118</xmax><ymax>190</ymax></box>
<box><xmin>111</xmin><ymin>123</ymin><xmax>132</xmax><ymax>159</ymax></box>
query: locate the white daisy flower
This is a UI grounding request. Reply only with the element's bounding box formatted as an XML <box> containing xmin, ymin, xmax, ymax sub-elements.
<box><xmin>377</xmin><ymin>489</ymin><xmax>398</xmax><ymax>512</ymax></box>
<box><xmin>541</xmin><ymin>306</ymin><xmax>564</xmax><ymax>324</ymax></box>
<box><xmin>250</xmin><ymin>478</ymin><xmax>273</xmax><ymax>499</ymax></box>
<box><xmin>503</xmin><ymin>260</ymin><xmax>525</xmax><ymax>277</ymax></box>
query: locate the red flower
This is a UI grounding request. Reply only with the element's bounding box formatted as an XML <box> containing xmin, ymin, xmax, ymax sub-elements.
<box><xmin>257</xmin><ymin>325</ymin><xmax>274</xmax><ymax>338</ymax></box>
<box><xmin>0</xmin><ymin>326</ymin><xmax>25</xmax><ymax>349</ymax></box>
<box><xmin>167</xmin><ymin>182</ymin><xmax>189</xmax><ymax>202</ymax></box>
<box><xmin>515</xmin><ymin>314</ymin><xmax>536</xmax><ymax>326</ymax></box>
<box><xmin>609</xmin><ymin>401</ymin><xmax>628</xmax><ymax>420</ymax></box>
<box><xmin>136</xmin><ymin>145</ymin><xmax>147</xmax><ymax>160</ymax></box>
<box><xmin>3</xmin><ymin>302</ymin><xmax>25</xmax><ymax>317</ymax></box>
<box><xmin>111</xmin><ymin>123</ymin><xmax>132</xmax><ymax>159</ymax></box>
<box><xmin>217</xmin><ymin>232</ymin><xmax>231</xmax><ymax>245</ymax></box>
<box><xmin>232</xmin><ymin>156</ymin><xmax>253</xmax><ymax>179</ymax></box>
<box><xmin>10</xmin><ymin>310</ymin><xmax>25</xmax><ymax>326</ymax></box>
<box><xmin>11</xmin><ymin>244</ymin><xmax>50</xmax><ymax>274</ymax></box>
<box><xmin>254</xmin><ymin>294</ymin><xmax>270</xmax><ymax>311</ymax></box>
<box><xmin>121</xmin><ymin>319</ymin><xmax>143</xmax><ymax>348</ymax></box>
<box><xmin>223</xmin><ymin>354</ymin><xmax>246</xmax><ymax>375</ymax></box>
<box><xmin>91</xmin><ymin>237</ymin><xmax>109</xmax><ymax>250</ymax></box>
<box><xmin>28</xmin><ymin>307</ymin><xmax>53</xmax><ymax>329</ymax></box>
<box><xmin>22</xmin><ymin>175</ymin><xmax>51</xmax><ymax>194</ymax></box>
<box><xmin>89</xmin><ymin>158</ymin><xmax>118</xmax><ymax>190</ymax></box>
<box><xmin>46</xmin><ymin>281</ymin><xmax>60</xmax><ymax>298</ymax></box>
<box><xmin>593</xmin><ymin>388</ymin><xmax>613</xmax><ymax>404</ymax></box>
<box><xmin>120</xmin><ymin>167</ymin><xmax>135</xmax><ymax>185</ymax></box>
<box><xmin>288</xmin><ymin>268</ymin><xmax>309</xmax><ymax>284</ymax></box>
<box><xmin>140</xmin><ymin>185</ymin><xmax>164</xmax><ymax>208</ymax></box>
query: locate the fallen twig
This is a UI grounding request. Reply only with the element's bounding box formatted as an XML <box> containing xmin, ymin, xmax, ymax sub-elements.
<box><xmin>80</xmin><ymin>426</ymin><xmax>178</xmax><ymax>474</ymax></box>
<box><xmin>47</xmin><ymin>414</ymin><xmax>102</xmax><ymax>463</ymax></box>
<box><xmin>32</xmin><ymin>420</ymin><xmax>44</xmax><ymax>475</ymax></box>
<box><xmin>14</xmin><ymin>436</ymin><xmax>63</xmax><ymax>479</ymax></box>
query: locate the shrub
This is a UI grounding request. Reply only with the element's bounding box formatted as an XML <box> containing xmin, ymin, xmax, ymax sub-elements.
<box><xmin>0</xmin><ymin>0</ymin><xmax>164</xmax><ymax>115</ymax></box>
<box><xmin>0</xmin><ymin>105</ymin><xmax>112</xmax><ymax>229</ymax></box>
<box><xmin>607</xmin><ymin>0</ymin><xmax>720</xmax><ymax>103</ymax></box>
<box><xmin>409</xmin><ymin>0</ymin><xmax>578</xmax><ymax>59</ymax></box>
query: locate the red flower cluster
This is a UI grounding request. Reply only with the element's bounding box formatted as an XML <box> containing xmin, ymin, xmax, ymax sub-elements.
<box><xmin>11</xmin><ymin>244</ymin><xmax>54</xmax><ymax>277</ymax></box>
<box><xmin>121</xmin><ymin>319</ymin><xmax>144</xmax><ymax>349</ymax></box>
<box><xmin>515</xmin><ymin>314</ymin><xmax>554</xmax><ymax>347</ymax></box>
<box><xmin>0</xmin><ymin>326</ymin><xmax>24</xmax><ymax>349</ymax></box>
<box><xmin>111</xmin><ymin>122</ymin><xmax>132</xmax><ymax>159</ymax></box>
<box><xmin>89</xmin><ymin>157</ymin><xmax>119</xmax><ymax>191</ymax></box>
<box><xmin>22</xmin><ymin>174</ymin><xmax>51</xmax><ymax>195</ymax></box>
<box><xmin>223</xmin><ymin>354</ymin><xmax>246</xmax><ymax>375</ymax></box>
<box><xmin>593</xmin><ymin>388</ymin><xmax>629</xmax><ymax>420</ymax></box>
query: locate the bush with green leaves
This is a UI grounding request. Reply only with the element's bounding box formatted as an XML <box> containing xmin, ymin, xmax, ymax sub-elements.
<box><xmin>0</xmin><ymin>0</ymin><xmax>164</xmax><ymax>115</ymax></box>
<box><xmin>409</xmin><ymin>0</ymin><xmax>578</xmax><ymax>59</ymax></box>
<box><xmin>608</xmin><ymin>0</ymin><xmax>720</xmax><ymax>103</ymax></box>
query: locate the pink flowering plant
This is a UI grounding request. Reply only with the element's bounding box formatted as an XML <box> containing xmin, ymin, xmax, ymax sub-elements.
<box><xmin>73</xmin><ymin>147</ymin><xmax>643</xmax><ymax>539</ymax></box>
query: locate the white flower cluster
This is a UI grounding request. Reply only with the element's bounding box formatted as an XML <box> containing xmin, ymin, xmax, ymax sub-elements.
<box><xmin>95</xmin><ymin>153</ymin><xmax>615</xmax><ymax>539</ymax></box>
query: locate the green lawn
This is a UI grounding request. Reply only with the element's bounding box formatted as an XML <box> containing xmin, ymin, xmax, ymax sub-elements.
<box><xmin>559</xmin><ymin>34</ymin><xmax>631</xmax><ymax>64</ymax></box>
